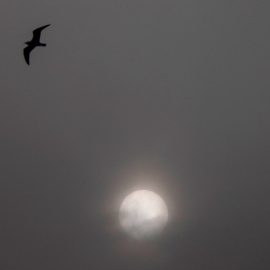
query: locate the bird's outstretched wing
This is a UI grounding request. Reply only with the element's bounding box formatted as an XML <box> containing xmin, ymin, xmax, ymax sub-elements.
<box><xmin>32</xmin><ymin>24</ymin><xmax>50</xmax><ymax>42</ymax></box>
<box><xmin>23</xmin><ymin>45</ymin><xmax>34</xmax><ymax>65</ymax></box>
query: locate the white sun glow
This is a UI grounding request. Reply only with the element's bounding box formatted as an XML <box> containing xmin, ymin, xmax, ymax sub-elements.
<box><xmin>119</xmin><ymin>190</ymin><xmax>168</xmax><ymax>240</ymax></box>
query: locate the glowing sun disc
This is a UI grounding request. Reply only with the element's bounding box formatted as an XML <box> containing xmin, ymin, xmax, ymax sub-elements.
<box><xmin>119</xmin><ymin>190</ymin><xmax>168</xmax><ymax>239</ymax></box>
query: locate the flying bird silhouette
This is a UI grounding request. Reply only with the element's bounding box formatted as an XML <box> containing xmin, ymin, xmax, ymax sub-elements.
<box><xmin>23</xmin><ymin>24</ymin><xmax>50</xmax><ymax>65</ymax></box>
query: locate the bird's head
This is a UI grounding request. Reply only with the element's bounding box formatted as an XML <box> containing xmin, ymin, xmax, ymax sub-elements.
<box><xmin>24</xmin><ymin>41</ymin><xmax>31</xmax><ymax>45</ymax></box>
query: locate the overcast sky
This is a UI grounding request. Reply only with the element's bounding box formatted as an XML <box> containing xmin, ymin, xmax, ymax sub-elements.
<box><xmin>1</xmin><ymin>1</ymin><xmax>270</xmax><ymax>269</ymax></box>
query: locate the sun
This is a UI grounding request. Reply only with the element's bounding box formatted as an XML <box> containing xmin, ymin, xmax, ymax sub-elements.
<box><xmin>119</xmin><ymin>190</ymin><xmax>168</xmax><ymax>240</ymax></box>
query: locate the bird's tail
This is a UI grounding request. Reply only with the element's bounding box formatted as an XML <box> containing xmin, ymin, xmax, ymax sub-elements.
<box><xmin>39</xmin><ymin>43</ymin><xmax>47</xmax><ymax>47</ymax></box>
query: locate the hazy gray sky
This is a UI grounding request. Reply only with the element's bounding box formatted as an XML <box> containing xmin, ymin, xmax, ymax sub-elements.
<box><xmin>1</xmin><ymin>1</ymin><xmax>270</xmax><ymax>269</ymax></box>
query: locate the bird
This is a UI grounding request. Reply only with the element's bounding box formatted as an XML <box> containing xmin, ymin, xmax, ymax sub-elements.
<box><xmin>23</xmin><ymin>24</ymin><xmax>50</xmax><ymax>65</ymax></box>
